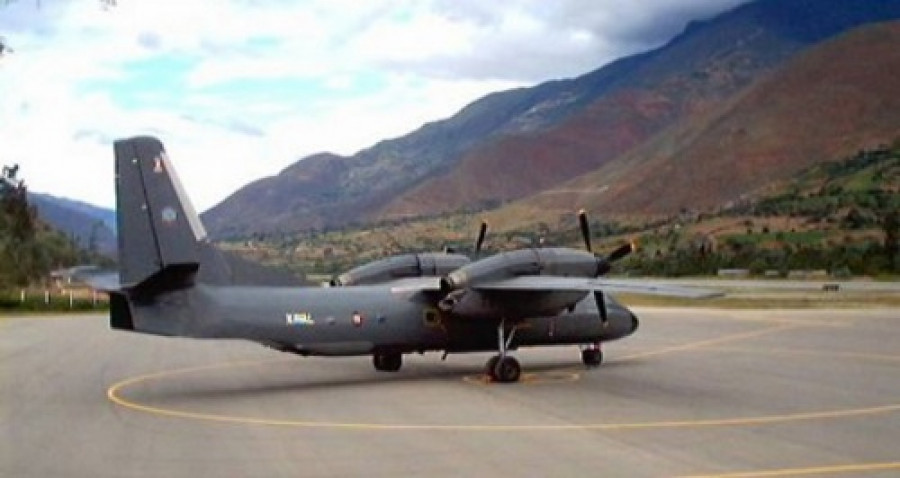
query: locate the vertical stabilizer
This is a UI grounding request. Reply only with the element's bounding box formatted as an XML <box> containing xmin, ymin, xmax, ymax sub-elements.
<box><xmin>115</xmin><ymin>136</ymin><xmax>205</xmax><ymax>289</ymax></box>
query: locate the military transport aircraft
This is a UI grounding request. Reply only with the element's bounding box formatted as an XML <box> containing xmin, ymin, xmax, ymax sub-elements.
<box><xmin>81</xmin><ymin>136</ymin><xmax>719</xmax><ymax>383</ymax></box>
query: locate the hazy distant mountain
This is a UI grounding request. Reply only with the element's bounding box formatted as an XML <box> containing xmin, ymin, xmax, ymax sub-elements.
<box><xmin>29</xmin><ymin>193</ymin><xmax>117</xmax><ymax>256</ymax></box>
<box><xmin>203</xmin><ymin>0</ymin><xmax>900</xmax><ymax>239</ymax></box>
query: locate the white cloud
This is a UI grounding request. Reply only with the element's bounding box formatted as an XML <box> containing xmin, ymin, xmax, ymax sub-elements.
<box><xmin>0</xmin><ymin>0</ymin><xmax>749</xmax><ymax>211</ymax></box>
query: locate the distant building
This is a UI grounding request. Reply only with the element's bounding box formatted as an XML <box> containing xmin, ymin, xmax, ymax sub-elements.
<box><xmin>717</xmin><ymin>269</ymin><xmax>750</xmax><ymax>278</ymax></box>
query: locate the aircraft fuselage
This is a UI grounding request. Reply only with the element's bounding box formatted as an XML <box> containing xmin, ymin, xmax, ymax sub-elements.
<box><xmin>117</xmin><ymin>285</ymin><xmax>639</xmax><ymax>357</ymax></box>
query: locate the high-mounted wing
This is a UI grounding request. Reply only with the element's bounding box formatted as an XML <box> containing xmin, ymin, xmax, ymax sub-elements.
<box><xmin>436</xmin><ymin>275</ymin><xmax>722</xmax><ymax>320</ymax></box>
<box><xmin>473</xmin><ymin>276</ymin><xmax>724</xmax><ymax>299</ymax></box>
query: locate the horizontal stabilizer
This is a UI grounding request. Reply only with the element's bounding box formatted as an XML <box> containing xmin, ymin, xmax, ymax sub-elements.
<box><xmin>72</xmin><ymin>269</ymin><xmax>121</xmax><ymax>292</ymax></box>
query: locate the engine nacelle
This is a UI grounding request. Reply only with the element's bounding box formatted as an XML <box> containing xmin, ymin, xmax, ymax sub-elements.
<box><xmin>333</xmin><ymin>253</ymin><xmax>471</xmax><ymax>286</ymax></box>
<box><xmin>440</xmin><ymin>247</ymin><xmax>600</xmax><ymax>291</ymax></box>
<box><xmin>438</xmin><ymin>287</ymin><xmax>587</xmax><ymax>319</ymax></box>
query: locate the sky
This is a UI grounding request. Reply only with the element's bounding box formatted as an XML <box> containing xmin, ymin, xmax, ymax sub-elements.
<box><xmin>0</xmin><ymin>0</ymin><xmax>749</xmax><ymax>212</ymax></box>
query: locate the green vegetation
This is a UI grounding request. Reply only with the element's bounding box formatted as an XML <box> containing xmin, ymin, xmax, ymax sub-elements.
<box><xmin>746</xmin><ymin>148</ymin><xmax>899</xmax><ymax>222</ymax></box>
<box><xmin>0</xmin><ymin>166</ymin><xmax>111</xmax><ymax>310</ymax></box>
<box><xmin>0</xmin><ymin>289</ymin><xmax>108</xmax><ymax>313</ymax></box>
<box><xmin>622</xmin><ymin>145</ymin><xmax>899</xmax><ymax>277</ymax></box>
<box><xmin>223</xmin><ymin>143</ymin><xmax>900</xmax><ymax>279</ymax></box>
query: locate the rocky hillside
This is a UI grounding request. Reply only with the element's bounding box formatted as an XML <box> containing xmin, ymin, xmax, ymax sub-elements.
<box><xmin>202</xmin><ymin>0</ymin><xmax>900</xmax><ymax>239</ymax></box>
<box><xmin>504</xmin><ymin>21</ymin><xmax>900</xmax><ymax>221</ymax></box>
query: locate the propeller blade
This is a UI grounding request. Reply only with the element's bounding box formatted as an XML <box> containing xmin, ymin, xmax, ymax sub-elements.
<box><xmin>594</xmin><ymin>290</ymin><xmax>608</xmax><ymax>324</ymax></box>
<box><xmin>474</xmin><ymin>220</ymin><xmax>488</xmax><ymax>257</ymax></box>
<box><xmin>578</xmin><ymin>209</ymin><xmax>592</xmax><ymax>253</ymax></box>
<box><xmin>607</xmin><ymin>242</ymin><xmax>635</xmax><ymax>263</ymax></box>
<box><xmin>595</xmin><ymin>242</ymin><xmax>636</xmax><ymax>276</ymax></box>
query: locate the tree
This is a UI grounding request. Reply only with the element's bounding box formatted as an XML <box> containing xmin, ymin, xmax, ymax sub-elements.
<box><xmin>884</xmin><ymin>209</ymin><xmax>899</xmax><ymax>272</ymax></box>
<box><xmin>0</xmin><ymin>168</ymin><xmax>38</xmax><ymax>286</ymax></box>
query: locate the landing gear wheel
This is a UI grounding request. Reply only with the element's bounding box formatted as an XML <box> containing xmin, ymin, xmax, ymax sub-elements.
<box><xmin>582</xmin><ymin>349</ymin><xmax>603</xmax><ymax>367</ymax></box>
<box><xmin>373</xmin><ymin>352</ymin><xmax>402</xmax><ymax>372</ymax></box>
<box><xmin>492</xmin><ymin>356</ymin><xmax>521</xmax><ymax>383</ymax></box>
<box><xmin>484</xmin><ymin>320</ymin><xmax>523</xmax><ymax>383</ymax></box>
<box><xmin>484</xmin><ymin>355</ymin><xmax>501</xmax><ymax>378</ymax></box>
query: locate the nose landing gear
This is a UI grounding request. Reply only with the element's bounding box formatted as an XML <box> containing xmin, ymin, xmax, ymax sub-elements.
<box><xmin>581</xmin><ymin>342</ymin><xmax>603</xmax><ymax>367</ymax></box>
<box><xmin>373</xmin><ymin>352</ymin><xmax>402</xmax><ymax>372</ymax></box>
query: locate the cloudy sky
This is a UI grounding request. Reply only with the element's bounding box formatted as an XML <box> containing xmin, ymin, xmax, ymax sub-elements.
<box><xmin>0</xmin><ymin>0</ymin><xmax>748</xmax><ymax>212</ymax></box>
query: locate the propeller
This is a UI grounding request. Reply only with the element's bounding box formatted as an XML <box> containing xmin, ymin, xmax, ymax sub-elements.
<box><xmin>473</xmin><ymin>220</ymin><xmax>488</xmax><ymax>258</ymax></box>
<box><xmin>578</xmin><ymin>209</ymin><xmax>592</xmax><ymax>253</ymax></box>
<box><xmin>577</xmin><ymin>209</ymin><xmax>636</xmax><ymax>276</ymax></box>
<box><xmin>607</xmin><ymin>242</ymin><xmax>636</xmax><ymax>263</ymax></box>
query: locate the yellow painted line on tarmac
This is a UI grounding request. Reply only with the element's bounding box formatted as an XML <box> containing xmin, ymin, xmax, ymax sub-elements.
<box><xmin>642</xmin><ymin>315</ymin><xmax>850</xmax><ymax>328</ymax></box>
<box><xmin>464</xmin><ymin>323</ymin><xmax>794</xmax><ymax>385</ymax></box>
<box><xmin>681</xmin><ymin>461</ymin><xmax>900</xmax><ymax>477</ymax></box>
<box><xmin>108</xmin><ymin>370</ymin><xmax>900</xmax><ymax>431</ymax></box>
<box><xmin>617</xmin><ymin>323</ymin><xmax>800</xmax><ymax>361</ymax></box>
<box><xmin>106</xmin><ymin>323</ymin><xmax>900</xmax><ymax>431</ymax></box>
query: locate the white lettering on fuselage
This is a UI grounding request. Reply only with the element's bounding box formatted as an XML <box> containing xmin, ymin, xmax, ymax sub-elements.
<box><xmin>286</xmin><ymin>312</ymin><xmax>315</xmax><ymax>326</ymax></box>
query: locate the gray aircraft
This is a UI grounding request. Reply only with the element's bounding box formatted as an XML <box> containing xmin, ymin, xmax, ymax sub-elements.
<box><xmin>82</xmin><ymin>136</ymin><xmax>719</xmax><ymax>383</ymax></box>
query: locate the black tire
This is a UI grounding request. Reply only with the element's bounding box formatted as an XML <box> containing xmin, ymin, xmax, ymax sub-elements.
<box><xmin>373</xmin><ymin>353</ymin><xmax>402</xmax><ymax>372</ymax></box>
<box><xmin>485</xmin><ymin>355</ymin><xmax>501</xmax><ymax>378</ymax></box>
<box><xmin>582</xmin><ymin>349</ymin><xmax>603</xmax><ymax>367</ymax></box>
<box><xmin>493</xmin><ymin>356</ymin><xmax>521</xmax><ymax>383</ymax></box>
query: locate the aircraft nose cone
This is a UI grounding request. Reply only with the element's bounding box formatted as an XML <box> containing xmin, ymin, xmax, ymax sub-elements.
<box><xmin>630</xmin><ymin>313</ymin><xmax>640</xmax><ymax>333</ymax></box>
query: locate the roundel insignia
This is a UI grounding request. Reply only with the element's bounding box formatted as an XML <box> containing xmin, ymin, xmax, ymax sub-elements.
<box><xmin>161</xmin><ymin>206</ymin><xmax>178</xmax><ymax>224</ymax></box>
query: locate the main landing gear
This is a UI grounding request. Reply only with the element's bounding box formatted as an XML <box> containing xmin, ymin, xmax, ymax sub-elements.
<box><xmin>373</xmin><ymin>352</ymin><xmax>402</xmax><ymax>372</ymax></box>
<box><xmin>485</xmin><ymin>320</ymin><xmax>521</xmax><ymax>383</ymax></box>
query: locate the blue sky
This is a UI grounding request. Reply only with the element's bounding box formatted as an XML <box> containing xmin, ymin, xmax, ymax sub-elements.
<box><xmin>0</xmin><ymin>0</ymin><xmax>748</xmax><ymax>211</ymax></box>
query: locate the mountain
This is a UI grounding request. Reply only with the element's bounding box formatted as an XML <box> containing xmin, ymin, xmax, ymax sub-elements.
<box><xmin>28</xmin><ymin>193</ymin><xmax>117</xmax><ymax>256</ymax></box>
<box><xmin>505</xmin><ymin>20</ymin><xmax>900</xmax><ymax>220</ymax></box>
<box><xmin>203</xmin><ymin>0</ymin><xmax>900</xmax><ymax>239</ymax></box>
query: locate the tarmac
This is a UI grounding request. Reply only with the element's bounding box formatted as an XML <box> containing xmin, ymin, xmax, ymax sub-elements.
<box><xmin>2</xmin><ymin>306</ymin><xmax>900</xmax><ymax>477</ymax></box>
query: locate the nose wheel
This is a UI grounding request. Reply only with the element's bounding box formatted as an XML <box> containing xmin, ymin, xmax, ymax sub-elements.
<box><xmin>485</xmin><ymin>320</ymin><xmax>522</xmax><ymax>383</ymax></box>
<box><xmin>373</xmin><ymin>352</ymin><xmax>402</xmax><ymax>372</ymax></box>
<box><xmin>581</xmin><ymin>343</ymin><xmax>603</xmax><ymax>367</ymax></box>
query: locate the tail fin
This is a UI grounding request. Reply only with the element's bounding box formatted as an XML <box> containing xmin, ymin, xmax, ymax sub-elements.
<box><xmin>115</xmin><ymin>136</ymin><xmax>206</xmax><ymax>292</ymax></box>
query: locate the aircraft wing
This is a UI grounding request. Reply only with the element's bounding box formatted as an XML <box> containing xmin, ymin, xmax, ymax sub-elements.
<box><xmin>388</xmin><ymin>277</ymin><xmax>443</xmax><ymax>293</ymax></box>
<box><xmin>471</xmin><ymin>276</ymin><xmax>724</xmax><ymax>299</ymax></box>
<box><xmin>386</xmin><ymin>275</ymin><xmax>722</xmax><ymax>299</ymax></box>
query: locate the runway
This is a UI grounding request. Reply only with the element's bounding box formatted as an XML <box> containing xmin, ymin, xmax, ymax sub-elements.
<box><xmin>3</xmin><ymin>307</ymin><xmax>900</xmax><ymax>477</ymax></box>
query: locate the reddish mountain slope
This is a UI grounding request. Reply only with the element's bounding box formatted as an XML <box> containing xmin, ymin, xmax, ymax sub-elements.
<box><xmin>202</xmin><ymin>0</ymin><xmax>900</xmax><ymax>238</ymax></box>
<box><xmin>510</xmin><ymin>21</ymin><xmax>900</xmax><ymax>219</ymax></box>
<box><xmin>377</xmin><ymin>15</ymin><xmax>795</xmax><ymax>219</ymax></box>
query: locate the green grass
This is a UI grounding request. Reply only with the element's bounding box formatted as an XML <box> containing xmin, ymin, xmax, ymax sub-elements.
<box><xmin>0</xmin><ymin>291</ymin><xmax>108</xmax><ymax>313</ymax></box>
<box><xmin>722</xmin><ymin>230</ymin><xmax>826</xmax><ymax>248</ymax></box>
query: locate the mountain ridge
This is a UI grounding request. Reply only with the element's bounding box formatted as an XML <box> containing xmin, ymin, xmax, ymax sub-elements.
<box><xmin>28</xmin><ymin>193</ymin><xmax>117</xmax><ymax>256</ymax></box>
<box><xmin>202</xmin><ymin>0</ymin><xmax>900</xmax><ymax>239</ymax></box>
